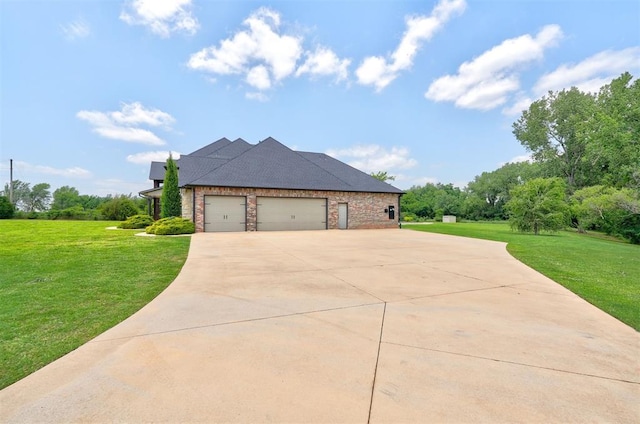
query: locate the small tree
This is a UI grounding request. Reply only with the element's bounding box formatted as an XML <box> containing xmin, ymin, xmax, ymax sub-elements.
<box><xmin>370</xmin><ymin>171</ymin><xmax>395</xmax><ymax>182</ymax></box>
<box><xmin>505</xmin><ymin>177</ymin><xmax>569</xmax><ymax>235</ymax></box>
<box><xmin>161</xmin><ymin>155</ymin><xmax>181</xmax><ymax>218</ymax></box>
<box><xmin>51</xmin><ymin>186</ymin><xmax>81</xmax><ymax>210</ymax></box>
<box><xmin>0</xmin><ymin>196</ymin><xmax>15</xmax><ymax>219</ymax></box>
<box><xmin>99</xmin><ymin>195</ymin><xmax>140</xmax><ymax>220</ymax></box>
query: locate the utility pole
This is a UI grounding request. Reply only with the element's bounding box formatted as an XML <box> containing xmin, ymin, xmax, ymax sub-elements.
<box><xmin>9</xmin><ymin>159</ymin><xmax>14</xmax><ymax>204</ymax></box>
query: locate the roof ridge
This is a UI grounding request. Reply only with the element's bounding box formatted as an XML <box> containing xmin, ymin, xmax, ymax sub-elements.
<box><xmin>180</xmin><ymin>138</ymin><xmax>260</xmax><ymax>186</ymax></box>
<box><xmin>289</xmin><ymin>147</ymin><xmax>355</xmax><ymax>190</ymax></box>
<box><xmin>187</xmin><ymin>137</ymin><xmax>232</xmax><ymax>157</ymax></box>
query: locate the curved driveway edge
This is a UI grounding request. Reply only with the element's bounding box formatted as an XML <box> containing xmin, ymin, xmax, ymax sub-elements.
<box><xmin>1</xmin><ymin>229</ymin><xmax>638</xmax><ymax>422</ymax></box>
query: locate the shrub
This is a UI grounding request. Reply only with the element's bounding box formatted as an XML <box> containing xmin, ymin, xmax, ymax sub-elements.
<box><xmin>0</xmin><ymin>196</ymin><xmax>14</xmax><ymax>219</ymax></box>
<box><xmin>145</xmin><ymin>217</ymin><xmax>195</xmax><ymax>235</ymax></box>
<box><xmin>119</xmin><ymin>214</ymin><xmax>154</xmax><ymax>229</ymax></box>
<box><xmin>100</xmin><ymin>196</ymin><xmax>141</xmax><ymax>221</ymax></box>
<box><xmin>48</xmin><ymin>205</ymin><xmax>90</xmax><ymax>220</ymax></box>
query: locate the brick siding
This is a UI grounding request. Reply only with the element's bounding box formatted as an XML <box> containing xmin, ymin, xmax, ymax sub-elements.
<box><xmin>191</xmin><ymin>186</ymin><xmax>399</xmax><ymax>232</ymax></box>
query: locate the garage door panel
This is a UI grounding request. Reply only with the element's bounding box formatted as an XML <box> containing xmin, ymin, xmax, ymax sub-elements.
<box><xmin>204</xmin><ymin>196</ymin><xmax>246</xmax><ymax>232</ymax></box>
<box><xmin>257</xmin><ymin>197</ymin><xmax>326</xmax><ymax>231</ymax></box>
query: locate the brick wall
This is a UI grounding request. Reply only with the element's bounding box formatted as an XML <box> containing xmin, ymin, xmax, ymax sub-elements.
<box><xmin>191</xmin><ymin>186</ymin><xmax>399</xmax><ymax>232</ymax></box>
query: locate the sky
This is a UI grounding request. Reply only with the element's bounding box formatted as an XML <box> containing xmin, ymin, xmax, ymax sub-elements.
<box><xmin>1</xmin><ymin>0</ymin><xmax>639</xmax><ymax>197</ymax></box>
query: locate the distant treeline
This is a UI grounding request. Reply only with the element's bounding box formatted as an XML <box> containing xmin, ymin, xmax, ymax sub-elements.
<box><xmin>0</xmin><ymin>182</ymin><xmax>147</xmax><ymax>221</ymax></box>
<box><xmin>401</xmin><ymin>72</ymin><xmax>639</xmax><ymax>243</ymax></box>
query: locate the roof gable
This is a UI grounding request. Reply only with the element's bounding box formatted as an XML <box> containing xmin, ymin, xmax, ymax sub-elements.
<box><xmin>205</xmin><ymin>138</ymin><xmax>252</xmax><ymax>159</ymax></box>
<box><xmin>187</xmin><ymin>137</ymin><xmax>232</xmax><ymax>157</ymax></box>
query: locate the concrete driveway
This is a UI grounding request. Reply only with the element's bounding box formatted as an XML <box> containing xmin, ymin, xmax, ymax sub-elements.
<box><xmin>1</xmin><ymin>229</ymin><xmax>638</xmax><ymax>423</ymax></box>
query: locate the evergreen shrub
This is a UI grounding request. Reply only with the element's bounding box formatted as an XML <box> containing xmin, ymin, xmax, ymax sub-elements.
<box><xmin>0</xmin><ymin>196</ymin><xmax>14</xmax><ymax>219</ymax></box>
<box><xmin>145</xmin><ymin>217</ymin><xmax>194</xmax><ymax>235</ymax></box>
<box><xmin>119</xmin><ymin>214</ymin><xmax>154</xmax><ymax>229</ymax></box>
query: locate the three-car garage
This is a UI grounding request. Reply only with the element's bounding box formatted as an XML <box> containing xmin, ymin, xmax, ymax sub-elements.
<box><xmin>204</xmin><ymin>195</ymin><xmax>327</xmax><ymax>232</ymax></box>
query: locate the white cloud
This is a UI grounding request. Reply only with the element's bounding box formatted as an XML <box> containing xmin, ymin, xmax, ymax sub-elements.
<box><xmin>188</xmin><ymin>8</ymin><xmax>302</xmax><ymax>92</ymax></box>
<box><xmin>120</xmin><ymin>0</ymin><xmax>198</xmax><ymax>38</ymax></box>
<box><xmin>326</xmin><ymin>144</ymin><xmax>417</xmax><ymax>173</ymax></box>
<box><xmin>246</xmin><ymin>65</ymin><xmax>272</xmax><ymax>90</ymax></box>
<box><xmin>245</xmin><ymin>92</ymin><xmax>269</xmax><ymax>102</ymax></box>
<box><xmin>11</xmin><ymin>161</ymin><xmax>92</xmax><ymax>178</ymax></box>
<box><xmin>188</xmin><ymin>8</ymin><xmax>351</xmax><ymax>98</ymax></box>
<box><xmin>502</xmin><ymin>94</ymin><xmax>533</xmax><ymax>116</ymax></box>
<box><xmin>426</xmin><ymin>24</ymin><xmax>563</xmax><ymax>110</ymax></box>
<box><xmin>498</xmin><ymin>155</ymin><xmax>532</xmax><ymax>167</ymax></box>
<box><xmin>61</xmin><ymin>18</ymin><xmax>91</xmax><ymax>41</ymax></box>
<box><xmin>356</xmin><ymin>0</ymin><xmax>466</xmax><ymax>91</ymax></box>
<box><xmin>94</xmin><ymin>178</ymin><xmax>150</xmax><ymax>196</ymax></box>
<box><xmin>126</xmin><ymin>151</ymin><xmax>181</xmax><ymax>165</ymax></box>
<box><xmin>296</xmin><ymin>46</ymin><xmax>351</xmax><ymax>82</ymax></box>
<box><xmin>533</xmin><ymin>47</ymin><xmax>640</xmax><ymax>96</ymax></box>
<box><xmin>77</xmin><ymin>102</ymin><xmax>175</xmax><ymax>146</ymax></box>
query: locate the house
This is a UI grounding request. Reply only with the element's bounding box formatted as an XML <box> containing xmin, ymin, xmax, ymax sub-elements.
<box><xmin>141</xmin><ymin>137</ymin><xmax>403</xmax><ymax>232</ymax></box>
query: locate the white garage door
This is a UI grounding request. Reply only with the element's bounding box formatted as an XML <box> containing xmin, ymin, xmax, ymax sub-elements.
<box><xmin>257</xmin><ymin>197</ymin><xmax>327</xmax><ymax>231</ymax></box>
<box><xmin>204</xmin><ymin>195</ymin><xmax>246</xmax><ymax>232</ymax></box>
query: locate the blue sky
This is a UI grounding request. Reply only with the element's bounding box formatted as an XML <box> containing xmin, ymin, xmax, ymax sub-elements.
<box><xmin>1</xmin><ymin>0</ymin><xmax>638</xmax><ymax>196</ymax></box>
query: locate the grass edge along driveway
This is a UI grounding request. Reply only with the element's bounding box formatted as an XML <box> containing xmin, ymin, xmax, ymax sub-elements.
<box><xmin>0</xmin><ymin>220</ymin><xmax>191</xmax><ymax>390</ymax></box>
<box><xmin>404</xmin><ymin>222</ymin><xmax>639</xmax><ymax>332</ymax></box>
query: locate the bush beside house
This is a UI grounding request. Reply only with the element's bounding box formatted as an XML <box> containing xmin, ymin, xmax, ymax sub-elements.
<box><xmin>145</xmin><ymin>217</ymin><xmax>195</xmax><ymax>235</ymax></box>
<box><xmin>119</xmin><ymin>214</ymin><xmax>154</xmax><ymax>229</ymax></box>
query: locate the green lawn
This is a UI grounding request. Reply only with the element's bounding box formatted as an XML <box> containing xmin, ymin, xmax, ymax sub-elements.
<box><xmin>404</xmin><ymin>222</ymin><xmax>640</xmax><ymax>331</ymax></box>
<box><xmin>0</xmin><ymin>220</ymin><xmax>191</xmax><ymax>389</ymax></box>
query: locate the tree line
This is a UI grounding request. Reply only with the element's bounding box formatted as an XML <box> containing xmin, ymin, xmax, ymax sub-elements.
<box><xmin>0</xmin><ymin>155</ymin><xmax>182</xmax><ymax>222</ymax></box>
<box><xmin>0</xmin><ymin>181</ymin><xmax>147</xmax><ymax>221</ymax></box>
<box><xmin>400</xmin><ymin>72</ymin><xmax>639</xmax><ymax>243</ymax></box>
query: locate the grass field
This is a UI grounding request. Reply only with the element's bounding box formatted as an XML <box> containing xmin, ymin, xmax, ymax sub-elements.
<box><xmin>0</xmin><ymin>220</ymin><xmax>191</xmax><ymax>390</ymax></box>
<box><xmin>404</xmin><ymin>222</ymin><xmax>640</xmax><ymax>331</ymax></box>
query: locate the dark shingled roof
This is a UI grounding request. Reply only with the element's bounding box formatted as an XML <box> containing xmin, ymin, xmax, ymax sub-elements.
<box><xmin>187</xmin><ymin>137</ymin><xmax>232</xmax><ymax>157</ymax></box>
<box><xmin>149</xmin><ymin>137</ymin><xmax>403</xmax><ymax>194</ymax></box>
<box><xmin>149</xmin><ymin>161</ymin><xmax>166</xmax><ymax>180</ymax></box>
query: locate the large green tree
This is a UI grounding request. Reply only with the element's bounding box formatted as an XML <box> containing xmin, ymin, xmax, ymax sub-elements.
<box><xmin>1</xmin><ymin>180</ymin><xmax>51</xmax><ymax>212</ymax></box>
<box><xmin>26</xmin><ymin>183</ymin><xmax>51</xmax><ymax>212</ymax></box>
<box><xmin>513</xmin><ymin>87</ymin><xmax>595</xmax><ymax>191</ymax></box>
<box><xmin>401</xmin><ymin>183</ymin><xmax>466</xmax><ymax>220</ymax></box>
<box><xmin>505</xmin><ymin>177</ymin><xmax>569</xmax><ymax>235</ymax></box>
<box><xmin>585</xmin><ymin>72</ymin><xmax>640</xmax><ymax>189</ymax></box>
<box><xmin>161</xmin><ymin>155</ymin><xmax>181</xmax><ymax>218</ymax></box>
<box><xmin>571</xmin><ymin>185</ymin><xmax>640</xmax><ymax>243</ymax></box>
<box><xmin>51</xmin><ymin>186</ymin><xmax>81</xmax><ymax>210</ymax></box>
<box><xmin>464</xmin><ymin>161</ymin><xmax>544</xmax><ymax>220</ymax></box>
<box><xmin>2</xmin><ymin>180</ymin><xmax>30</xmax><ymax>210</ymax></box>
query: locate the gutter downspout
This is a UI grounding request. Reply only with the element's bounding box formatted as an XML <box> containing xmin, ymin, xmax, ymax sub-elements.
<box><xmin>192</xmin><ymin>187</ymin><xmax>196</xmax><ymax>223</ymax></box>
<box><xmin>398</xmin><ymin>193</ymin><xmax>403</xmax><ymax>229</ymax></box>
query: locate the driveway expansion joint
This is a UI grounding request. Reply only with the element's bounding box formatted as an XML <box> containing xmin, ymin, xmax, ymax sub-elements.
<box><xmin>384</xmin><ymin>341</ymin><xmax>640</xmax><ymax>385</ymax></box>
<box><xmin>368</xmin><ymin>302</ymin><xmax>387</xmax><ymax>424</ymax></box>
<box><xmin>91</xmin><ymin>301</ymin><xmax>385</xmax><ymax>343</ymax></box>
<box><xmin>388</xmin><ymin>283</ymin><xmax>517</xmax><ymax>304</ymax></box>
